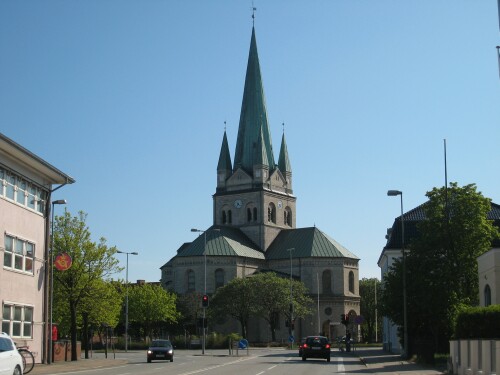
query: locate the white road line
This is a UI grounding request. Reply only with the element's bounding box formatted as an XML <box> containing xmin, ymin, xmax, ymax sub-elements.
<box><xmin>337</xmin><ymin>356</ymin><xmax>345</xmax><ymax>374</ymax></box>
<box><xmin>177</xmin><ymin>356</ymin><xmax>255</xmax><ymax>375</ymax></box>
<box><xmin>255</xmin><ymin>372</ymin><xmax>265</xmax><ymax>375</ymax></box>
<box><xmin>267</xmin><ymin>365</ymin><xmax>277</xmax><ymax>370</ymax></box>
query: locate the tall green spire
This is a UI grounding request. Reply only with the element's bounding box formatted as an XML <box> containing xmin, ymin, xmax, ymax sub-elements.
<box><xmin>278</xmin><ymin>132</ymin><xmax>291</xmax><ymax>176</ymax></box>
<box><xmin>233</xmin><ymin>26</ymin><xmax>275</xmax><ymax>174</ymax></box>
<box><xmin>217</xmin><ymin>130</ymin><xmax>232</xmax><ymax>173</ymax></box>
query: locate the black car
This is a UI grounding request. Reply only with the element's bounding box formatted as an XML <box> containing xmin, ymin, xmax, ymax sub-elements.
<box><xmin>147</xmin><ymin>339</ymin><xmax>174</xmax><ymax>363</ymax></box>
<box><xmin>298</xmin><ymin>337</ymin><xmax>307</xmax><ymax>356</ymax></box>
<box><xmin>301</xmin><ymin>336</ymin><xmax>331</xmax><ymax>362</ymax></box>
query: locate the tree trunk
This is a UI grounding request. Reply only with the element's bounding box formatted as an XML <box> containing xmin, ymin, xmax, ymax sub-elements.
<box><xmin>70</xmin><ymin>301</ymin><xmax>78</xmax><ymax>361</ymax></box>
<box><xmin>82</xmin><ymin>312</ymin><xmax>89</xmax><ymax>359</ymax></box>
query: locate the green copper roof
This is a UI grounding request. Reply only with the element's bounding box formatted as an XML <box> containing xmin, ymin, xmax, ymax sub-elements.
<box><xmin>253</xmin><ymin>123</ymin><xmax>269</xmax><ymax>167</ymax></box>
<box><xmin>265</xmin><ymin>227</ymin><xmax>359</xmax><ymax>260</ymax></box>
<box><xmin>278</xmin><ymin>132</ymin><xmax>291</xmax><ymax>175</ymax></box>
<box><xmin>217</xmin><ymin>131</ymin><xmax>232</xmax><ymax>172</ymax></box>
<box><xmin>177</xmin><ymin>226</ymin><xmax>265</xmax><ymax>259</ymax></box>
<box><xmin>233</xmin><ymin>26</ymin><xmax>275</xmax><ymax>174</ymax></box>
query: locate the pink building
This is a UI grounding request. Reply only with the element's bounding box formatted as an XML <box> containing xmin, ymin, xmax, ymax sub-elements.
<box><xmin>0</xmin><ymin>132</ymin><xmax>74</xmax><ymax>363</ymax></box>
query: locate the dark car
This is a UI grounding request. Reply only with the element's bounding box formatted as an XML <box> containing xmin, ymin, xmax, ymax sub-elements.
<box><xmin>147</xmin><ymin>339</ymin><xmax>174</xmax><ymax>363</ymax></box>
<box><xmin>298</xmin><ymin>337</ymin><xmax>307</xmax><ymax>356</ymax></box>
<box><xmin>301</xmin><ymin>336</ymin><xmax>331</xmax><ymax>362</ymax></box>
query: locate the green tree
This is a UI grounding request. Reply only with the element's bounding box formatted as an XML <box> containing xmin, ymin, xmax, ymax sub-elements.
<box><xmin>211</xmin><ymin>277</ymin><xmax>254</xmax><ymax>338</ymax></box>
<box><xmin>127</xmin><ymin>283</ymin><xmax>180</xmax><ymax>341</ymax></box>
<box><xmin>380</xmin><ymin>183</ymin><xmax>499</xmax><ymax>362</ymax></box>
<box><xmin>53</xmin><ymin>210</ymin><xmax>122</xmax><ymax>361</ymax></box>
<box><xmin>359</xmin><ymin>278</ymin><xmax>381</xmax><ymax>343</ymax></box>
<box><xmin>251</xmin><ymin>272</ymin><xmax>312</xmax><ymax>341</ymax></box>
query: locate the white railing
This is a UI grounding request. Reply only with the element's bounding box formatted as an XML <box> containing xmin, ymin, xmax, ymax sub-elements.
<box><xmin>449</xmin><ymin>339</ymin><xmax>499</xmax><ymax>375</ymax></box>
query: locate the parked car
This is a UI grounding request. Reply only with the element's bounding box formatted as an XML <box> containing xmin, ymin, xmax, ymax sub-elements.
<box><xmin>301</xmin><ymin>335</ymin><xmax>331</xmax><ymax>362</ymax></box>
<box><xmin>298</xmin><ymin>337</ymin><xmax>307</xmax><ymax>356</ymax></box>
<box><xmin>147</xmin><ymin>339</ymin><xmax>174</xmax><ymax>363</ymax></box>
<box><xmin>0</xmin><ymin>332</ymin><xmax>23</xmax><ymax>375</ymax></box>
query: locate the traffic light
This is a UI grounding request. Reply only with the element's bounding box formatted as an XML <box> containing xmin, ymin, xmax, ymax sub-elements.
<box><xmin>202</xmin><ymin>294</ymin><xmax>209</xmax><ymax>308</ymax></box>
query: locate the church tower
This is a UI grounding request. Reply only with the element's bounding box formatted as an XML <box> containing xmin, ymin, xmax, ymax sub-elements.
<box><xmin>213</xmin><ymin>26</ymin><xmax>296</xmax><ymax>251</ymax></box>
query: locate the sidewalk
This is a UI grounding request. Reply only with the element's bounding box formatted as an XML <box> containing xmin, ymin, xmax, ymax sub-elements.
<box><xmin>30</xmin><ymin>358</ymin><xmax>128</xmax><ymax>375</ymax></box>
<box><xmin>354</xmin><ymin>347</ymin><xmax>447</xmax><ymax>374</ymax></box>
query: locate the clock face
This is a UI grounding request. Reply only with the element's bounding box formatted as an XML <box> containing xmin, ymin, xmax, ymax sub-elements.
<box><xmin>234</xmin><ymin>199</ymin><xmax>243</xmax><ymax>209</ymax></box>
<box><xmin>277</xmin><ymin>200</ymin><xmax>283</xmax><ymax>209</ymax></box>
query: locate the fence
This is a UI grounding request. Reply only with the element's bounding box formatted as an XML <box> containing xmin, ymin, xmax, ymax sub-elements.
<box><xmin>449</xmin><ymin>340</ymin><xmax>499</xmax><ymax>375</ymax></box>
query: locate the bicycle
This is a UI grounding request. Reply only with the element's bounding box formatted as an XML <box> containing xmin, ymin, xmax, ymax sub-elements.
<box><xmin>17</xmin><ymin>346</ymin><xmax>35</xmax><ymax>374</ymax></box>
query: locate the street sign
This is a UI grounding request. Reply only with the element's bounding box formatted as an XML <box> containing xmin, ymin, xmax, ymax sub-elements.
<box><xmin>289</xmin><ymin>335</ymin><xmax>294</xmax><ymax>343</ymax></box>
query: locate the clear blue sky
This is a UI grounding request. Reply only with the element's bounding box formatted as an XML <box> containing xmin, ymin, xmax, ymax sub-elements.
<box><xmin>2</xmin><ymin>1</ymin><xmax>499</xmax><ymax>283</ymax></box>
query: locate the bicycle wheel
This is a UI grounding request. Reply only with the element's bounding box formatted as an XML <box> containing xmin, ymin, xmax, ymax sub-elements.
<box><xmin>18</xmin><ymin>348</ymin><xmax>35</xmax><ymax>374</ymax></box>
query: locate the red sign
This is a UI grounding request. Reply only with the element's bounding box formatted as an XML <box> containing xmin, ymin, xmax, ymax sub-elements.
<box><xmin>54</xmin><ymin>253</ymin><xmax>72</xmax><ymax>271</ymax></box>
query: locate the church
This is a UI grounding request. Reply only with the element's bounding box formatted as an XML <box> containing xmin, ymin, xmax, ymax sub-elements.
<box><xmin>160</xmin><ymin>24</ymin><xmax>360</xmax><ymax>342</ymax></box>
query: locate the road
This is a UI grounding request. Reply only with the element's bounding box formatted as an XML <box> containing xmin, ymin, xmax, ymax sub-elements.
<box><xmin>78</xmin><ymin>348</ymin><xmax>366</xmax><ymax>375</ymax></box>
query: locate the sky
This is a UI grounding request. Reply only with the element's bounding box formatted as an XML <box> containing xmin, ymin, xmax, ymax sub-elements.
<box><xmin>1</xmin><ymin>1</ymin><xmax>499</xmax><ymax>284</ymax></box>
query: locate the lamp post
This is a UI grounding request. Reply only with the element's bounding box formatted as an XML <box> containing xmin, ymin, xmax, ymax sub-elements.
<box><xmin>191</xmin><ymin>228</ymin><xmax>220</xmax><ymax>355</ymax></box>
<box><xmin>287</xmin><ymin>248</ymin><xmax>295</xmax><ymax>348</ymax></box>
<box><xmin>49</xmin><ymin>199</ymin><xmax>66</xmax><ymax>364</ymax></box>
<box><xmin>116</xmin><ymin>250</ymin><xmax>138</xmax><ymax>352</ymax></box>
<box><xmin>387</xmin><ymin>189</ymin><xmax>408</xmax><ymax>359</ymax></box>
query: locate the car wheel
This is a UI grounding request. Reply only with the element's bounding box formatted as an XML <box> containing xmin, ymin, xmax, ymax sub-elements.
<box><xmin>147</xmin><ymin>358</ymin><xmax>151</xmax><ymax>363</ymax></box>
<box><xmin>302</xmin><ymin>356</ymin><xmax>306</xmax><ymax>361</ymax></box>
<box><xmin>13</xmin><ymin>365</ymin><xmax>22</xmax><ymax>375</ymax></box>
<box><xmin>170</xmin><ymin>357</ymin><xmax>173</xmax><ymax>362</ymax></box>
<box><xmin>327</xmin><ymin>356</ymin><xmax>331</xmax><ymax>362</ymax></box>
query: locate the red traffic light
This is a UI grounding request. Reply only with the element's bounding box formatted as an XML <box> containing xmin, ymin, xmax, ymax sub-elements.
<box><xmin>202</xmin><ymin>294</ymin><xmax>209</xmax><ymax>307</ymax></box>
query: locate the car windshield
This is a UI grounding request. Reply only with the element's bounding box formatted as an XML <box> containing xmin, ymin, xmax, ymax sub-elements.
<box><xmin>306</xmin><ymin>337</ymin><xmax>327</xmax><ymax>345</ymax></box>
<box><xmin>0</xmin><ymin>337</ymin><xmax>14</xmax><ymax>352</ymax></box>
<box><xmin>151</xmin><ymin>340</ymin><xmax>171</xmax><ymax>348</ymax></box>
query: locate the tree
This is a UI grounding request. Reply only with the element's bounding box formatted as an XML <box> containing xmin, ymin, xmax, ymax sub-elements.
<box><xmin>127</xmin><ymin>283</ymin><xmax>180</xmax><ymax>341</ymax></box>
<box><xmin>53</xmin><ymin>210</ymin><xmax>122</xmax><ymax>361</ymax></box>
<box><xmin>211</xmin><ymin>277</ymin><xmax>255</xmax><ymax>338</ymax></box>
<box><xmin>380</xmin><ymin>183</ymin><xmax>499</xmax><ymax>362</ymax></box>
<box><xmin>359</xmin><ymin>278</ymin><xmax>381</xmax><ymax>343</ymax></box>
<box><xmin>251</xmin><ymin>272</ymin><xmax>312</xmax><ymax>341</ymax></box>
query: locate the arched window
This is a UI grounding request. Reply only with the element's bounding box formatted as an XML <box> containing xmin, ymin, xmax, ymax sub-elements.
<box><xmin>268</xmin><ymin>203</ymin><xmax>276</xmax><ymax>224</ymax></box>
<box><xmin>222</xmin><ymin>210</ymin><xmax>227</xmax><ymax>224</ymax></box>
<box><xmin>228</xmin><ymin>210</ymin><xmax>232</xmax><ymax>224</ymax></box>
<box><xmin>285</xmin><ymin>207</ymin><xmax>292</xmax><ymax>226</ymax></box>
<box><xmin>247</xmin><ymin>208</ymin><xmax>252</xmax><ymax>222</ymax></box>
<box><xmin>322</xmin><ymin>270</ymin><xmax>332</xmax><ymax>294</ymax></box>
<box><xmin>348</xmin><ymin>271</ymin><xmax>355</xmax><ymax>293</ymax></box>
<box><xmin>215</xmin><ymin>269</ymin><xmax>225</xmax><ymax>289</ymax></box>
<box><xmin>187</xmin><ymin>270</ymin><xmax>195</xmax><ymax>292</ymax></box>
<box><xmin>253</xmin><ymin>207</ymin><xmax>257</xmax><ymax>221</ymax></box>
<box><xmin>485</xmin><ymin>284</ymin><xmax>492</xmax><ymax>306</ymax></box>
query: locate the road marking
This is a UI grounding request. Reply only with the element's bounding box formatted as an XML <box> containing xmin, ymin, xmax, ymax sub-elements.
<box><xmin>177</xmin><ymin>356</ymin><xmax>255</xmax><ymax>375</ymax></box>
<box><xmin>267</xmin><ymin>365</ymin><xmax>277</xmax><ymax>370</ymax></box>
<box><xmin>337</xmin><ymin>356</ymin><xmax>345</xmax><ymax>374</ymax></box>
<box><xmin>256</xmin><ymin>372</ymin><xmax>265</xmax><ymax>375</ymax></box>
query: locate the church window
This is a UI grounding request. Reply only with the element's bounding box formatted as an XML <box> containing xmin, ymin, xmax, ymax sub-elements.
<box><xmin>484</xmin><ymin>284</ymin><xmax>491</xmax><ymax>306</ymax></box>
<box><xmin>187</xmin><ymin>270</ymin><xmax>195</xmax><ymax>292</ymax></box>
<box><xmin>322</xmin><ymin>270</ymin><xmax>332</xmax><ymax>294</ymax></box>
<box><xmin>267</xmin><ymin>203</ymin><xmax>276</xmax><ymax>224</ymax></box>
<box><xmin>348</xmin><ymin>271</ymin><xmax>355</xmax><ymax>293</ymax></box>
<box><xmin>247</xmin><ymin>208</ymin><xmax>252</xmax><ymax>222</ymax></box>
<box><xmin>228</xmin><ymin>210</ymin><xmax>232</xmax><ymax>224</ymax></box>
<box><xmin>222</xmin><ymin>211</ymin><xmax>227</xmax><ymax>224</ymax></box>
<box><xmin>215</xmin><ymin>269</ymin><xmax>225</xmax><ymax>289</ymax></box>
<box><xmin>253</xmin><ymin>207</ymin><xmax>257</xmax><ymax>221</ymax></box>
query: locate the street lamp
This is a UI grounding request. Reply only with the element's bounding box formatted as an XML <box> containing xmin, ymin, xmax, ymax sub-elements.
<box><xmin>387</xmin><ymin>189</ymin><xmax>408</xmax><ymax>359</ymax></box>
<box><xmin>116</xmin><ymin>250</ymin><xmax>138</xmax><ymax>352</ymax></box>
<box><xmin>190</xmin><ymin>228</ymin><xmax>220</xmax><ymax>355</ymax></box>
<box><xmin>287</xmin><ymin>248</ymin><xmax>295</xmax><ymax>348</ymax></box>
<box><xmin>49</xmin><ymin>199</ymin><xmax>66</xmax><ymax>364</ymax></box>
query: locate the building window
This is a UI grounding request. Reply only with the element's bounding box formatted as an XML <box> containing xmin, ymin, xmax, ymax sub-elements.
<box><xmin>0</xmin><ymin>167</ymin><xmax>47</xmax><ymax>214</ymax></box>
<box><xmin>253</xmin><ymin>207</ymin><xmax>257</xmax><ymax>221</ymax></box>
<box><xmin>187</xmin><ymin>270</ymin><xmax>195</xmax><ymax>292</ymax></box>
<box><xmin>322</xmin><ymin>270</ymin><xmax>332</xmax><ymax>294</ymax></box>
<box><xmin>284</xmin><ymin>207</ymin><xmax>292</xmax><ymax>227</ymax></box>
<box><xmin>267</xmin><ymin>203</ymin><xmax>276</xmax><ymax>224</ymax></box>
<box><xmin>228</xmin><ymin>210</ymin><xmax>232</xmax><ymax>224</ymax></box>
<box><xmin>2</xmin><ymin>304</ymin><xmax>33</xmax><ymax>338</ymax></box>
<box><xmin>348</xmin><ymin>271</ymin><xmax>355</xmax><ymax>293</ymax></box>
<box><xmin>247</xmin><ymin>208</ymin><xmax>252</xmax><ymax>222</ymax></box>
<box><xmin>4</xmin><ymin>235</ymin><xmax>34</xmax><ymax>274</ymax></box>
<box><xmin>484</xmin><ymin>284</ymin><xmax>491</xmax><ymax>306</ymax></box>
<box><xmin>222</xmin><ymin>210</ymin><xmax>227</xmax><ymax>224</ymax></box>
<box><xmin>215</xmin><ymin>269</ymin><xmax>224</xmax><ymax>289</ymax></box>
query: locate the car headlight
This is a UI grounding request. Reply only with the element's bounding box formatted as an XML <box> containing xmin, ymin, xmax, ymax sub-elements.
<box><xmin>147</xmin><ymin>350</ymin><xmax>152</xmax><ymax>354</ymax></box>
<box><xmin>168</xmin><ymin>349</ymin><xmax>173</xmax><ymax>354</ymax></box>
